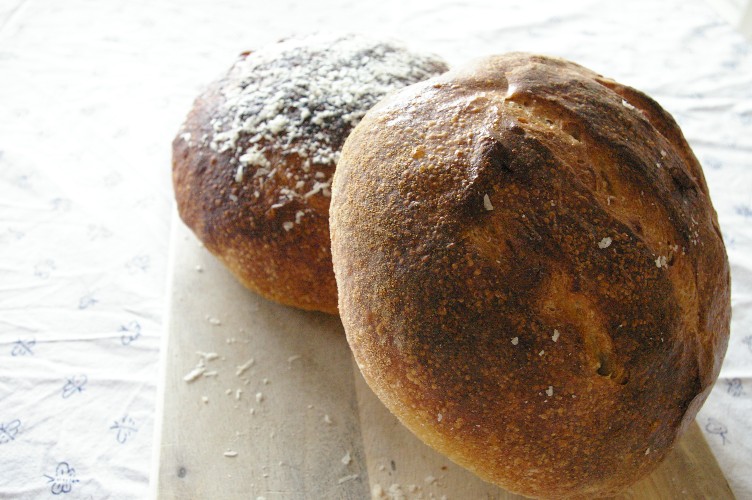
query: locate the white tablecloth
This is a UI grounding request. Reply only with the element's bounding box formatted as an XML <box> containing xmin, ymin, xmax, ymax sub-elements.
<box><xmin>1</xmin><ymin>1</ymin><xmax>750</xmax><ymax>498</ymax></box>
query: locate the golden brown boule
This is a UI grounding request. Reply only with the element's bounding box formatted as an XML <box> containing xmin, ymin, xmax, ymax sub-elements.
<box><xmin>330</xmin><ymin>52</ymin><xmax>730</xmax><ymax>497</ymax></box>
<box><xmin>172</xmin><ymin>34</ymin><xmax>448</xmax><ymax>314</ymax></box>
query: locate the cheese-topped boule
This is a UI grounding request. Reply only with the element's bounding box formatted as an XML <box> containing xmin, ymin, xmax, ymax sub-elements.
<box><xmin>173</xmin><ymin>33</ymin><xmax>448</xmax><ymax>313</ymax></box>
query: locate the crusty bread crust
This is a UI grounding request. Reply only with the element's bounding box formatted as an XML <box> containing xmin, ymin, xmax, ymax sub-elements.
<box><xmin>330</xmin><ymin>53</ymin><xmax>730</xmax><ymax>498</ymax></box>
<box><xmin>173</xmin><ymin>72</ymin><xmax>339</xmax><ymax>313</ymax></box>
<box><xmin>172</xmin><ymin>35</ymin><xmax>448</xmax><ymax>314</ymax></box>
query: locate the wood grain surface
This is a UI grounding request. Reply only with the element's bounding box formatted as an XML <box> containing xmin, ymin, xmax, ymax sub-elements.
<box><xmin>152</xmin><ymin>220</ymin><xmax>734</xmax><ymax>499</ymax></box>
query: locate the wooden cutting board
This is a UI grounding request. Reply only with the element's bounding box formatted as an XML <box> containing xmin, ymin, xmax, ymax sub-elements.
<box><xmin>151</xmin><ymin>219</ymin><xmax>735</xmax><ymax>499</ymax></box>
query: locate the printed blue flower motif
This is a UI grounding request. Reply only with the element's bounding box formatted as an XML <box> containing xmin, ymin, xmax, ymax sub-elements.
<box><xmin>50</xmin><ymin>198</ymin><xmax>72</xmax><ymax>212</ymax></box>
<box><xmin>78</xmin><ymin>293</ymin><xmax>98</xmax><ymax>310</ymax></box>
<box><xmin>705</xmin><ymin>418</ymin><xmax>730</xmax><ymax>445</ymax></box>
<box><xmin>11</xmin><ymin>338</ymin><xmax>35</xmax><ymax>356</ymax></box>
<box><xmin>119</xmin><ymin>321</ymin><xmax>141</xmax><ymax>345</ymax></box>
<box><xmin>0</xmin><ymin>227</ymin><xmax>25</xmax><ymax>243</ymax></box>
<box><xmin>15</xmin><ymin>174</ymin><xmax>31</xmax><ymax>189</ymax></box>
<box><xmin>61</xmin><ymin>375</ymin><xmax>88</xmax><ymax>399</ymax></box>
<box><xmin>702</xmin><ymin>155</ymin><xmax>723</xmax><ymax>170</ymax></box>
<box><xmin>743</xmin><ymin>335</ymin><xmax>752</xmax><ymax>354</ymax></box>
<box><xmin>33</xmin><ymin>259</ymin><xmax>56</xmax><ymax>279</ymax></box>
<box><xmin>44</xmin><ymin>462</ymin><xmax>79</xmax><ymax>495</ymax></box>
<box><xmin>126</xmin><ymin>255</ymin><xmax>150</xmax><ymax>274</ymax></box>
<box><xmin>110</xmin><ymin>415</ymin><xmax>138</xmax><ymax>444</ymax></box>
<box><xmin>0</xmin><ymin>419</ymin><xmax>21</xmax><ymax>444</ymax></box>
<box><xmin>735</xmin><ymin>205</ymin><xmax>752</xmax><ymax>219</ymax></box>
<box><xmin>726</xmin><ymin>378</ymin><xmax>745</xmax><ymax>397</ymax></box>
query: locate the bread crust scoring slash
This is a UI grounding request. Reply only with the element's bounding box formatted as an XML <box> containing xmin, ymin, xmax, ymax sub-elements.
<box><xmin>330</xmin><ymin>53</ymin><xmax>730</xmax><ymax>498</ymax></box>
<box><xmin>172</xmin><ymin>33</ymin><xmax>448</xmax><ymax>314</ymax></box>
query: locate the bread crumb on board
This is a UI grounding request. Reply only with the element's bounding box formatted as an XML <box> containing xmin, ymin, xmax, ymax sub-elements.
<box><xmin>337</xmin><ymin>473</ymin><xmax>359</xmax><ymax>484</ymax></box>
<box><xmin>182</xmin><ymin>351</ymin><xmax>220</xmax><ymax>382</ymax></box>
<box><xmin>182</xmin><ymin>366</ymin><xmax>205</xmax><ymax>383</ymax></box>
<box><xmin>236</xmin><ymin>358</ymin><xmax>255</xmax><ymax>376</ymax></box>
<box><xmin>373</xmin><ymin>481</ymin><xmax>449</xmax><ymax>500</ymax></box>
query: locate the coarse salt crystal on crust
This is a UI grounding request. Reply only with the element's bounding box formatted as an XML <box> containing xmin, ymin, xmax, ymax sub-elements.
<box><xmin>483</xmin><ymin>194</ymin><xmax>494</xmax><ymax>211</ymax></box>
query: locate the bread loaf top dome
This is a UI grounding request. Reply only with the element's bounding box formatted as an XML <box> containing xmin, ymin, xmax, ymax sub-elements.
<box><xmin>330</xmin><ymin>52</ymin><xmax>730</xmax><ymax>498</ymax></box>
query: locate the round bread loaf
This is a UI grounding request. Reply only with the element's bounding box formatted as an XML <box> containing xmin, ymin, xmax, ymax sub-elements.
<box><xmin>330</xmin><ymin>53</ymin><xmax>730</xmax><ymax>498</ymax></box>
<box><xmin>172</xmin><ymin>34</ymin><xmax>448</xmax><ymax>314</ymax></box>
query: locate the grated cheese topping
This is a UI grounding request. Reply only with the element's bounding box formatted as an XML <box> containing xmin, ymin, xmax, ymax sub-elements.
<box><xmin>202</xmin><ymin>33</ymin><xmax>446</xmax><ymax>221</ymax></box>
<box><xmin>208</xmin><ymin>33</ymin><xmax>446</xmax><ymax>170</ymax></box>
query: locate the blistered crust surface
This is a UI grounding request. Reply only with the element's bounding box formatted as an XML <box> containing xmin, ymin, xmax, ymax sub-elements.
<box><xmin>173</xmin><ymin>34</ymin><xmax>448</xmax><ymax>314</ymax></box>
<box><xmin>330</xmin><ymin>53</ymin><xmax>730</xmax><ymax>497</ymax></box>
